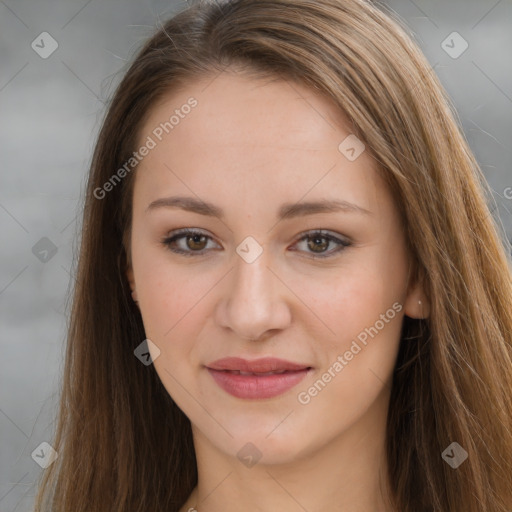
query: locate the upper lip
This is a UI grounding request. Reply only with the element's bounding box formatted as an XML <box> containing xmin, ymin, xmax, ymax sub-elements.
<box><xmin>206</xmin><ymin>357</ymin><xmax>311</xmax><ymax>373</ymax></box>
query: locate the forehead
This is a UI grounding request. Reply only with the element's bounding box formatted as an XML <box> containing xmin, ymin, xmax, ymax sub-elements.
<box><xmin>142</xmin><ymin>70</ymin><xmax>352</xmax><ymax>149</ymax></box>
<box><xmin>133</xmin><ymin>70</ymin><xmax>387</xmax><ymax>218</ymax></box>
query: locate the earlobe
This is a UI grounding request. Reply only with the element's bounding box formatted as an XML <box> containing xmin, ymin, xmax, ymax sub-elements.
<box><xmin>404</xmin><ymin>294</ymin><xmax>430</xmax><ymax>319</ymax></box>
<box><xmin>403</xmin><ymin>278</ymin><xmax>430</xmax><ymax>318</ymax></box>
<box><xmin>403</xmin><ymin>264</ymin><xmax>430</xmax><ymax>319</ymax></box>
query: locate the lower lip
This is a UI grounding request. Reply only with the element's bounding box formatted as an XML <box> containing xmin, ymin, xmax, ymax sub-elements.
<box><xmin>207</xmin><ymin>368</ymin><xmax>310</xmax><ymax>399</ymax></box>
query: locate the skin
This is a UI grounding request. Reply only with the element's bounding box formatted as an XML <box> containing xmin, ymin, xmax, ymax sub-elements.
<box><xmin>126</xmin><ymin>68</ymin><xmax>429</xmax><ymax>512</ymax></box>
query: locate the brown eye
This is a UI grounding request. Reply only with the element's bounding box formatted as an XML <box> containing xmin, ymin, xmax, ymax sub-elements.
<box><xmin>161</xmin><ymin>229</ymin><xmax>351</xmax><ymax>259</ymax></box>
<box><xmin>307</xmin><ymin>235</ymin><xmax>330</xmax><ymax>253</ymax></box>
<box><xmin>161</xmin><ymin>229</ymin><xmax>219</xmax><ymax>257</ymax></box>
<box><xmin>292</xmin><ymin>230</ymin><xmax>351</xmax><ymax>259</ymax></box>
<box><xmin>186</xmin><ymin>233</ymin><xmax>208</xmax><ymax>251</ymax></box>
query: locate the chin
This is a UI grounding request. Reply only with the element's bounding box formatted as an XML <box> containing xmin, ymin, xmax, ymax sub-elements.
<box><xmin>221</xmin><ymin>424</ymin><xmax>314</xmax><ymax>466</ymax></box>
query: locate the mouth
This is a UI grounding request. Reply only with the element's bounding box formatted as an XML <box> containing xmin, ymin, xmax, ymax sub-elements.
<box><xmin>206</xmin><ymin>357</ymin><xmax>312</xmax><ymax>399</ymax></box>
<box><xmin>218</xmin><ymin>369</ymin><xmax>294</xmax><ymax>376</ymax></box>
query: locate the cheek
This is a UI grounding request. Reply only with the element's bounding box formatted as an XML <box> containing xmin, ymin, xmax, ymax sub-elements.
<box><xmin>309</xmin><ymin>257</ymin><xmax>405</xmax><ymax>409</ymax></box>
<box><xmin>136</xmin><ymin>262</ymin><xmax>209</xmax><ymax>404</ymax></box>
<box><xmin>291</xmin><ymin>249</ymin><xmax>406</xmax><ymax>406</ymax></box>
<box><xmin>132</xmin><ymin>246</ymin><xmax>207</xmax><ymax>342</ymax></box>
<box><xmin>290</xmin><ymin>259</ymin><xmax>401</xmax><ymax>351</ymax></box>
<box><xmin>293</xmin><ymin>270</ymin><xmax>403</xmax><ymax>442</ymax></box>
<box><xmin>141</xmin><ymin>279</ymin><xmax>207</xmax><ymax>343</ymax></box>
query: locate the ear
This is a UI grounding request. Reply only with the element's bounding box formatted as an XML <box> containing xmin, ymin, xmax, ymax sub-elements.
<box><xmin>403</xmin><ymin>264</ymin><xmax>430</xmax><ymax>319</ymax></box>
<box><xmin>126</xmin><ymin>264</ymin><xmax>138</xmax><ymax>302</ymax></box>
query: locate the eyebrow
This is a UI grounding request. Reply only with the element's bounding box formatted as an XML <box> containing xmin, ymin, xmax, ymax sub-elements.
<box><xmin>145</xmin><ymin>195</ymin><xmax>372</xmax><ymax>220</ymax></box>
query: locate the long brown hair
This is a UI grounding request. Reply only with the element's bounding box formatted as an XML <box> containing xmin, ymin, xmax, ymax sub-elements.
<box><xmin>34</xmin><ymin>0</ymin><xmax>512</xmax><ymax>510</ymax></box>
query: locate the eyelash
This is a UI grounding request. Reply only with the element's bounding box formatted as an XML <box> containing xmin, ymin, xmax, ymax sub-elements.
<box><xmin>160</xmin><ymin>228</ymin><xmax>351</xmax><ymax>259</ymax></box>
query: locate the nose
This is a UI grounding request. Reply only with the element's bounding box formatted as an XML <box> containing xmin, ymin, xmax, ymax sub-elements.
<box><xmin>215</xmin><ymin>248</ymin><xmax>292</xmax><ymax>342</ymax></box>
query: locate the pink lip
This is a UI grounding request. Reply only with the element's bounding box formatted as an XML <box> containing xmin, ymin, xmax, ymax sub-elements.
<box><xmin>206</xmin><ymin>357</ymin><xmax>311</xmax><ymax>399</ymax></box>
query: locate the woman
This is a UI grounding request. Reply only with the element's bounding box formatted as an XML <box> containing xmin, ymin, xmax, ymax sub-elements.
<box><xmin>34</xmin><ymin>0</ymin><xmax>512</xmax><ymax>510</ymax></box>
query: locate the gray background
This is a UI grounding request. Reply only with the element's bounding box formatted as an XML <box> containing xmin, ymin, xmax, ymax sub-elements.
<box><xmin>1</xmin><ymin>0</ymin><xmax>511</xmax><ymax>510</ymax></box>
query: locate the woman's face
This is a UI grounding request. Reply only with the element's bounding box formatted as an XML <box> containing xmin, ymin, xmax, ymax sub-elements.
<box><xmin>126</xmin><ymin>70</ymin><xmax>425</xmax><ymax>464</ymax></box>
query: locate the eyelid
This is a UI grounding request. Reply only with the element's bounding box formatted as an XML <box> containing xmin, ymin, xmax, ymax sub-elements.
<box><xmin>294</xmin><ymin>228</ymin><xmax>349</xmax><ymax>244</ymax></box>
